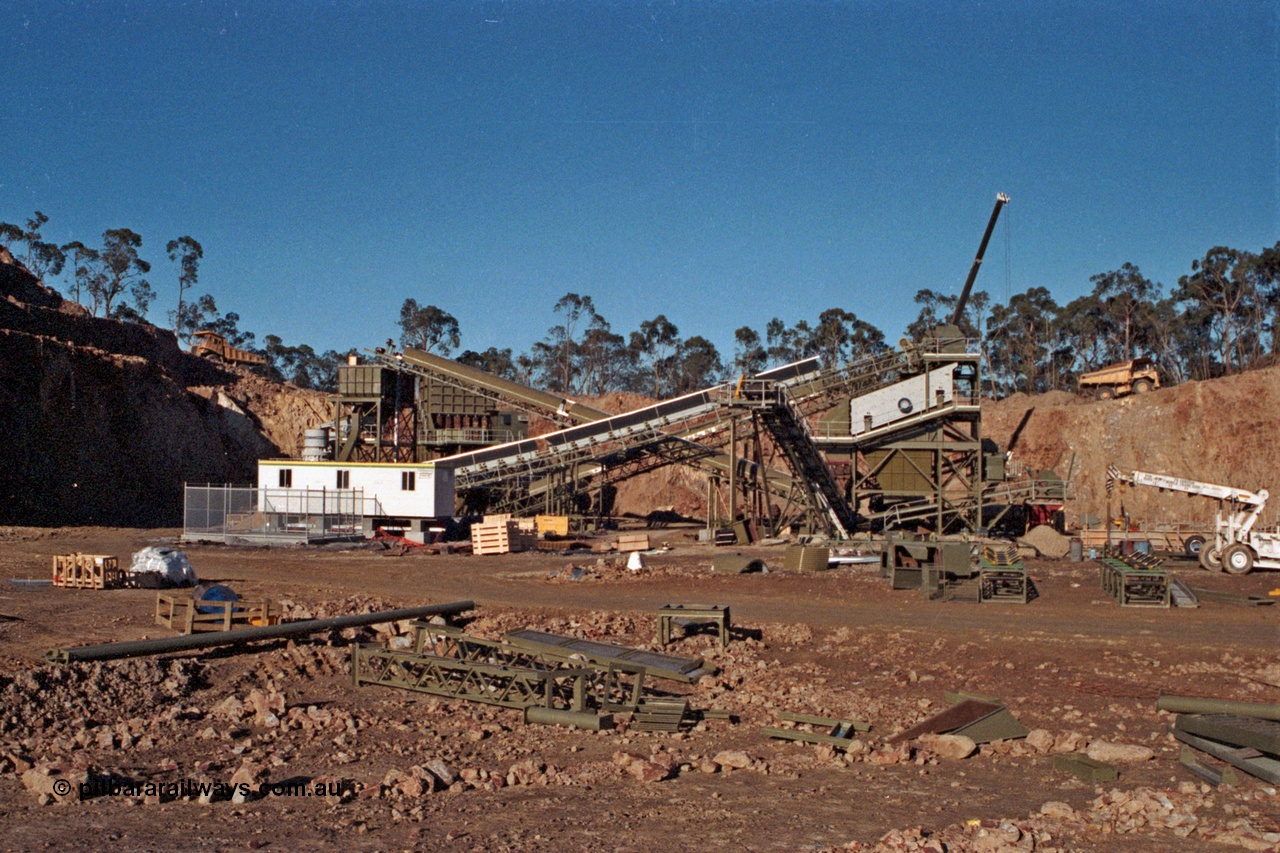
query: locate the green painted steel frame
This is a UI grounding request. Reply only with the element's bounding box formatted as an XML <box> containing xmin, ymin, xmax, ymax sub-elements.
<box><xmin>352</xmin><ymin>643</ymin><xmax>595</xmax><ymax>712</ymax></box>
<box><xmin>410</xmin><ymin>622</ymin><xmax>645</xmax><ymax>712</ymax></box>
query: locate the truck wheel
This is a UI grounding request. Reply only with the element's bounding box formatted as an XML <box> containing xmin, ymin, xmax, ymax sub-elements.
<box><xmin>1133</xmin><ymin>378</ymin><xmax>1153</xmax><ymax>394</ymax></box>
<box><xmin>1199</xmin><ymin>544</ymin><xmax>1223</xmax><ymax>572</ymax></box>
<box><xmin>1183</xmin><ymin>534</ymin><xmax>1206</xmax><ymax>558</ymax></box>
<box><xmin>1223</xmin><ymin>544</ymin><xmax>1255</xmax><ymax>575</ymax></box>
<box><xmin>1096</xmin><ymin>387</ymin><xmax>1115</xmax><ymax>400</ymax></box>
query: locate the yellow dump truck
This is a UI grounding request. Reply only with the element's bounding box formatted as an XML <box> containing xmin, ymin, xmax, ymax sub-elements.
<box><xmin>1077</xmin><ymin>357</ymin><xmax>1159</xmax><ymax>400</ymax></box>
<box><xmin>189</xmin><ymin>330</ymin><xmax>267</xmax><ymax>366</ymax></box>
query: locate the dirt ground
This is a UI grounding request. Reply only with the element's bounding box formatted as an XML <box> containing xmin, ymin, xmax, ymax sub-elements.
<box><xmin>1</xmin><ymin>526</ymin><xmax>1279</xmax><ymax>852</ymax></box>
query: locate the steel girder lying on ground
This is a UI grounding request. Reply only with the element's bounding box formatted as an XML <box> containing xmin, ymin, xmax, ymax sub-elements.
<box><xmin>352</xmin><ymin>622</ymin><xmax>646</xmax><ymax>715</ymax></box>
<box><xmin>353</xmin><ymin>645</ymin><xmax>598</xmax><ymax>711</ymax></box>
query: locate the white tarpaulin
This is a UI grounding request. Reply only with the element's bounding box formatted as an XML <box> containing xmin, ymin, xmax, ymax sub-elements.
<box><xmin>129</xmin><ymin>547</ymin><xmax>198</xmax><ymax>586</ymax></box>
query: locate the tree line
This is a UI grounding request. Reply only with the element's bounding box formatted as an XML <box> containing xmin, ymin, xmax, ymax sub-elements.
<box><xmin>967</xmin><ymin>243</ymin><xmax>1280</xmax><ymax>393</ymax></box>
<box><xmin>0</xmin><ymin>211</ymin><xmax>352</xmax><ymax>390</ymax></box>
<box><xmin>5</xmin><ymin>209</ymin><xmax>1278</xmax><ymax>397</ymax></box>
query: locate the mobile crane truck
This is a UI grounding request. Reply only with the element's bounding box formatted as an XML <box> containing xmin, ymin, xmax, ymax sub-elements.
<box><xmin>1106</xmin><ymin>465</ymin><xmax>1276</xmax><ymax>574</ymax></box>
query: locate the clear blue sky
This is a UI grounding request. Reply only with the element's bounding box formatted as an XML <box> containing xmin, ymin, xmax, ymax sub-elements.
<box><xmin>3</xmin><ymin>1</ymin><xmax>1277</xmax><ymax>360</ymax></box>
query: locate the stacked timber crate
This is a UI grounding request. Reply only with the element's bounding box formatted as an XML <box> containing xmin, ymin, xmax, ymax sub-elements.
<box><xmin>471</xmin><ymin>515</ymin><xmax>537</xmax><ymax>556</ymax></box>
<box><xmin>616</xmin><ymin>532</ymin><xmax>651</xmax><ymax>552</ymax></box>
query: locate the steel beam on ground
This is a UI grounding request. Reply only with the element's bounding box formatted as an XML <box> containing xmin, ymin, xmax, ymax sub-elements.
<box><xmin>46</xmin><ymin>601</ymin><xmax>475</xmax><ymax>664</ymax></box>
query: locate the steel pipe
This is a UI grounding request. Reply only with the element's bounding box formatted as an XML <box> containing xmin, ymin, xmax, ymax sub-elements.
<box><xmin>46</xmin><ymin>601</ymin><xmax>475</xmax><ymax>664</ymax></box>
<box><xmin>523</xmin><ymin>706</ymin><xmax>613</xmax><ymax>731</ymax></box>
<box><xmin>1157</xmin><ymin>694</ymin><xmax>1280</xmax><ymax>722</ymax></box>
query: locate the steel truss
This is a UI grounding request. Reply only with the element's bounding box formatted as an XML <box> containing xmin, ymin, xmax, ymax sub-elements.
<box><xmin>352</xmin><ymin>622</ymin><xmax>645</xmax><ymax>713</ymax></box>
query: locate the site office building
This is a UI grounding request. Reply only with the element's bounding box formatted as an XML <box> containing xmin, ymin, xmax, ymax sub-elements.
<box><xmin>257</xmin><ymin>459</ymin><xmax>455</xmax><ymax>542</ymax></box>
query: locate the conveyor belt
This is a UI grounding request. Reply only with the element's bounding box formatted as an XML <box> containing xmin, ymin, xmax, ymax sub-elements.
<box><xmin>385</xmin><ymin>351</ymin><xmax>807</xmax><ymax>510</ymax></box>
<box><xmin>444</xmin><ymin>386</ymin><xmax>728</xmax><ymax>481</ymax></box>
<box><xmin>388</xmin><ymin>348</ymin><xmax>611</xmax><ymax>425</ymax></box>
<box><xmin>733</xmin><ymin>381</ymin><xmax>855</xmax><ymax>537</ymax></box>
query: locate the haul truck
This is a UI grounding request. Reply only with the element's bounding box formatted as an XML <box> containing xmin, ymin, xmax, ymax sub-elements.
<box><xmin>1106</xmin><ymin>465</ymin><xmax>1275</xmax><ymax>573</ymax></box>
<box><xmin>190</xmin><ymin>330</ymin><xmax>267</xmax><ymax>367</ymax></box>
<box><xmin>1079</xmin><ymin>358</ymin><xmax>1160</xmax><ymax>400</ymax></box>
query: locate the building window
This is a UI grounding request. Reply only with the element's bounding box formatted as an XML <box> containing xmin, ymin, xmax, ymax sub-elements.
<box><xmin>401</xmin><ymin>471</ymin><xmax>416</xmax><ymax>491</ymax></box>
<box><xmin>336</xmin><ymin>470</ymin><xmax>350</xmax><ymax>489</ymax></box>
<box><xmin>278</xmin><ymin>469</ymin><xmax>292</xmax><ymax>488</ymax></box>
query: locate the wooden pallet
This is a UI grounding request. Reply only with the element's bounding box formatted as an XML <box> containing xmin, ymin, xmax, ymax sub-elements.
<box><xmin>52</xmin><ymin>554</ymin><xmax>123</xmax><ymax>590</ymax></box>
<box><xmin>155</xmin><ymin>593</ymin><xmax>281</xmax><ymax>634</ymax></box>
<box><xmin>471</xmin><ymin>522</ymin><xmax>536</xmax><ymax>556</ymax></box>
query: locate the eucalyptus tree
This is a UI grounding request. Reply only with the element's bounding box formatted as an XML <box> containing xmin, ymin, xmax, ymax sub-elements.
<box><xmin>631</xmin><ymin>314</ymin><xmax>680</xmax><ymax>397</ymax></box>
<box><xmin>166</xmin><ymin>236</ymin><xmax>203</xmax><ymax>340</ymax></box>
<box><xmin>59</xmin><ymin>241</ymin><xmax>103</xmax><ymax>307</ymax></box>
<box><xmin>0</xmin><ymin>211</ymin><xmax>65</xmax><ymax>282</ymax></box>
<box><xmin>1089</xmin><ymin>263</ymin><xmax>1159</xmax><ymax>363</ymax></box>
<box><xmin>731</xmin><ymin>326</ymin><xmax>768</xmax><ymax>376</ymax></box>
<box><xmin>95</xmin><ymin>228</ymin><xmax>153</xmax><ymax>318</ymax></box>
<box><xmin>671</xmin><ymin>335</ymin><xmax>723</xmax><ymax>394</ymax></box>
<box><xmin>985</xmin><ymin>287</ymin><xmax>1060</xmax><ymax>394</ymax></box>
<box><xmin>456</xmin><ymin>347</ymin><xmax>518</xmax><ymax>381</ymax></box>
<box><xmin>1172</xmin><ymin>247</ymin><xmax>1260</xmax><ymax>376</ymax></box>
<box><xmin>397</xmin><ymin>299</ymin><xmax>460</xmax><ymax>355</ymax></box>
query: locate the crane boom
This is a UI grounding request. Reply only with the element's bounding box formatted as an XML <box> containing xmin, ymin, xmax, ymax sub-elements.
<box><xmin>951</xmin><ymin>193</ymin><xmax>1010</xmax><ymax>327</ymax></box>
<box><xmin>1106</xmin><ymin>466</ymin><xmax>1268</xmax><ymax>507</ymax></box>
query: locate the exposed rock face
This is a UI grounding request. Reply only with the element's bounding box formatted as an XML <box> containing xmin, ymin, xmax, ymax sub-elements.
<box><xmin>984</xmin><ymin>377</ymin><xmax>1280</xmax><ymax>529</ymax></box>
<box><xmin>0</xmin><ymin>253</ymin><xmax>328</xmax><ymax>527</ymax></box>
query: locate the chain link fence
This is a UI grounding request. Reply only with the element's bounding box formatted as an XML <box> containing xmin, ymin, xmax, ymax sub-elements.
<box><xmin>183</xmin><ymin>484</ymin><xmax>367</xmax><ymax>544</ymax></box>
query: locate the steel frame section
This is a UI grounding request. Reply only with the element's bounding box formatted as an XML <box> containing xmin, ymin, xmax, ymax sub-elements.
<box><xmin>377</xmin><ymin>348</ymin><xmax>610</xmax><ymax>427</ymax></box>
<box><xmin>376</xmin><ymin>351</ymin><xmax>801</xmax><ymax>520</ymax></box>
<box><xmin>726</xmin><ymin>379</ymin><xmax>855</xmax><ymax>537</ymax></box>
<box><xmin>854</xmin><ymin>414</ymin><xmax>983</xmax><ymax>533</ymax></box>
<box><xmin>333</xmin><ymin>386</ymin><xmax>418</xmax><ymax>464</ymax></box>
<box><xmin>410</xmin><ymin>622</ymin><xmax>645</xmax><ymax>712</ymax></box>
<box><xmin>352</xmin><ymin>644</ymin><xmax>599</xmax><ymax>711</ymax></box>
<box><xmin>503</xmin><ymin>628</ymin><xmax>715</xmax><ymax>683</ymax></box>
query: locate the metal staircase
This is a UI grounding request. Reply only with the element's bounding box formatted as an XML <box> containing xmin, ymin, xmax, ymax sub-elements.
<box><xmin>729</xmin><ymin>380</ymin><xmax>857</xmax><ymax>538</ymax></box>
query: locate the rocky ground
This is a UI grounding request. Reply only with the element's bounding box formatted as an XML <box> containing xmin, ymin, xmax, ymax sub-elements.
<box><xmin>0</xmin><ymin>526</ymin><xmax>1277</xmax><ymax>851</ymax></box>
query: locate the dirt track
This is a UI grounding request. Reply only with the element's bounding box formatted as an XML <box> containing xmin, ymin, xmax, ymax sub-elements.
<box><xmin>1</xmin><ymin>526</ymin><xmax>1279</xmax><ymax>851</ymax></box>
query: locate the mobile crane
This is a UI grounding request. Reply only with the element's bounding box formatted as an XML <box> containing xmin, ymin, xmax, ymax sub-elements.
<box><xmin>1106</xmin><ymin>465</ymin><xmax>1275</xmax><ymax>573</ymax></box>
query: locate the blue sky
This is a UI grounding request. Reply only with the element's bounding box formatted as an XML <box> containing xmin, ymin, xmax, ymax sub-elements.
<box><xmin>3</xmin><ymin>1</ymin><xmax>1277</xmax><ymax>361</ymax></box>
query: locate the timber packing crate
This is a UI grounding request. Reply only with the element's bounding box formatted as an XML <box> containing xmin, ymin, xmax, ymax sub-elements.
<box><xmin>154</xmin><ymin>592</ymin><xmax>282</xmax><ymax>634</ymax></box>
<box><xmin>616</xmin><ymin>532</ymin><xmax>651</xmax><ymax>552</ymax></box>
<box><xmin>51</xmin><ymin>554</ymin><xmax>123</xmax><ymax>590</ymax></box>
